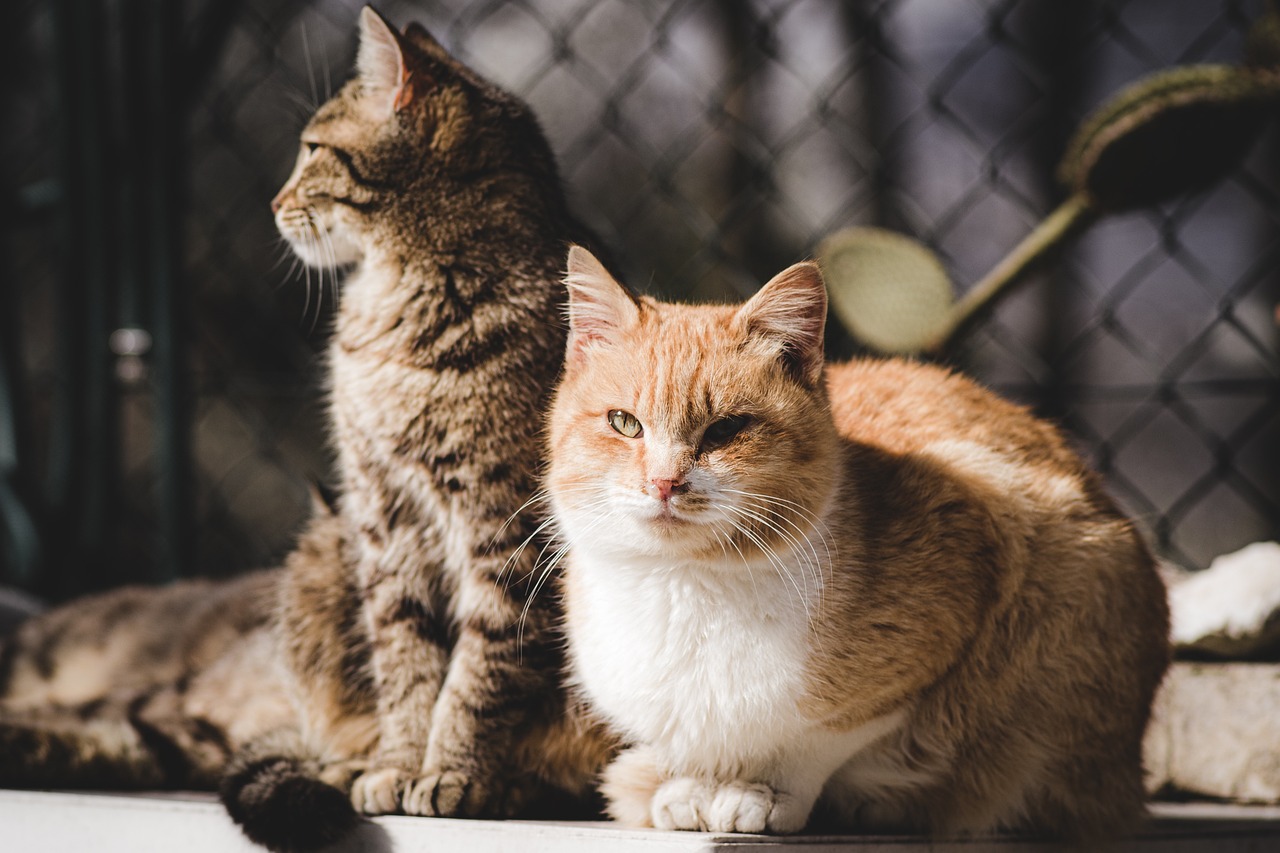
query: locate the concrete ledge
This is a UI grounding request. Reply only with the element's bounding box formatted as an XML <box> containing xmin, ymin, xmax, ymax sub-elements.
<box><xmin>2</xmin><ymin>789</ymin><xmax>1279</xmax><ymax>852</ymax></box>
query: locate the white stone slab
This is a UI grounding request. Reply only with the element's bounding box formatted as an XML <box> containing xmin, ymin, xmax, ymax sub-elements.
<box><xmin>2</xmin><ymin>789</ymin><xmax>1279</xmax><ymax>853</ymax></box>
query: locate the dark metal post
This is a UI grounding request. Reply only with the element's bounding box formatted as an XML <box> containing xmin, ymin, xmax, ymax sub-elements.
<box><xmin>145</xmin><ymin>0</ymin><xmax>189</xmax><ymax>581</ymax></box>
<box><xmin>46</xmin><ymin>0</ymin><xmax>118</xmax><ymax>597</ymax></box>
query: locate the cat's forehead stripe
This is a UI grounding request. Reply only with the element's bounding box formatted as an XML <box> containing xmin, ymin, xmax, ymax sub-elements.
<box><xmin>631</xmin><ymin>301</ymin><xmax>741</xmax><ymax>435</ymax></box>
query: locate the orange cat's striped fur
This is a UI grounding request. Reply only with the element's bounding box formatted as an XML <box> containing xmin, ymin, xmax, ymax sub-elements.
<box><xmin>547</xmin><ymin>247</ymin><xmax>1170</xmax><ymax>840</ymax></box>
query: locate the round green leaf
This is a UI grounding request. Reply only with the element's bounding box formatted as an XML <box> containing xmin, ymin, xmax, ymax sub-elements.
<box><xmin>818</xmin><ymin>227</ymin><xmax>954</xmax><ymax>355</ymax></box>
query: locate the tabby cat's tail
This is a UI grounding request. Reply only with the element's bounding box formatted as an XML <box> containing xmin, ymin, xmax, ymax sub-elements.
<box><xmin>219</xmin><ymin>730</ymin><xmax>360</xmax><ymax>853</ymax></box>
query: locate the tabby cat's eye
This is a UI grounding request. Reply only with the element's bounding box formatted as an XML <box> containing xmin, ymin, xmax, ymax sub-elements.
<box><xmin>608</xmin><ymin>410</ymin><xmax>643</xmax><ymax>438</ymax></box>
<box><xmin>701</xmin><ymin>414</ymin><xmax>750</xmax><ymax>450</ymax></box>
<box><xmin>304</xmin><ymin>142</ymin><xmax>320</xmax><ymax>154</ymax></box>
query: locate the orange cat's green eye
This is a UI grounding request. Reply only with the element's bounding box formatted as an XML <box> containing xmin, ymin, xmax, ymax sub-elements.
<box><xmin>608</xmin><ymin>410</ymin><xmax>643</xmax><ymax>438</ymax></box>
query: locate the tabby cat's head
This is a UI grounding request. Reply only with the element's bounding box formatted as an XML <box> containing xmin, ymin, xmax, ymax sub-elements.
<box><xmin>547</xmin><ymin>247</ymin><xmax>840</xmax><ymax>562</ymax></box>
<box><xmin>272</xmin><ymin>6</ymin><xmax>564</xmax><ymax>268</ymax></box>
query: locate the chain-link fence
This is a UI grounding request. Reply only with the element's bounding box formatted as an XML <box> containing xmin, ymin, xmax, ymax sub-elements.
<box><xmin>3</xmin><ymin>0</ymin><xmax>1278</xmax><ymax>599</ymax></box>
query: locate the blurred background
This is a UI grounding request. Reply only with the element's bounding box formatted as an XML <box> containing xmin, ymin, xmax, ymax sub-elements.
<box><xmin>2</xmin><ymin>0</ymin><xmax>1277</xmax><ymax>601</ymax></box>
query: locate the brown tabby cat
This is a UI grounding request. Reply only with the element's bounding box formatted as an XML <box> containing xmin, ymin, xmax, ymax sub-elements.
<box><xmin>222</xmin><ymin>7</ymin><xmax>613</xmax><ymax>847</ymax></box>
<box><xmin>2</xmin><ymin>9</ymin><xmax>613</xmax><ymax>847</ymax></box>
<box><xmin>0</xmin><ymin>568</ymin><xmax>292</xmax><ymax>790</ymax></box>
<box><xmin>546</xmin><ymin>247</ymin><xmax>1170</xmax><ymax>841</ymax></box>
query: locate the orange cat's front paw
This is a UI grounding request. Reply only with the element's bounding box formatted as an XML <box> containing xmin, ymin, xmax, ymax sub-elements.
<box><xmin>653</xmin><ymin>778</ymin><xmax>805</xmax><ymax>834</ymax></box>
<box><xmin>350</xmin><ymin>766</ymin><xmax>410</xmax><ymax>815</ymax></box>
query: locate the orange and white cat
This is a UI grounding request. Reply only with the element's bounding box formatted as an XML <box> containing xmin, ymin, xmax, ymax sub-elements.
<box><xmin>546</xmin><ymin>247</ymin><xmax>1169</xmax><ymax>840</ymax></box>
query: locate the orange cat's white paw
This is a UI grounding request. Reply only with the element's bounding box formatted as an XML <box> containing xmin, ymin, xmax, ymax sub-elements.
<box><xmin>350</xmin><ymin>766</ymin><xmax>409</xmax><ymax>815</ymax></box>
<box><xmin>652</xmin><ymin>778</ymin><xmax>802</xmax><ymax>833</ymax></box>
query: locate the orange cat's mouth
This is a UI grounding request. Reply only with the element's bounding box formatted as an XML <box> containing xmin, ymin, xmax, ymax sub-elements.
<box><xmin>649</xmin><ymin>508</ymin><xmax>689</xmax><ymax>528</ymax></box>
<box><xmin>641</xmin><ymin>499</ymin><xmax>703</xmax><ymax>536</ymax></box>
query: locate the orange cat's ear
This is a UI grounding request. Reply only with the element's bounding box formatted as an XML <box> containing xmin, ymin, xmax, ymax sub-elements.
<box><xmin>357</xmin><ymin>6</ymin><xmax>431</xmax><ymax>114</ymax></box>
<box><xmin>563</xmin><ymin>246</ymin><xmax>641</xmax><ymax>367</ymax></box>
<box><xmin>736</xmin><ymin>262</ymin><xmax>828</xmax><ymax>386</ymax></box>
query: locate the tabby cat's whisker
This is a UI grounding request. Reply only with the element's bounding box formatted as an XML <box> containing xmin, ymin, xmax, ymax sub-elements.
<box><xmin>321</xmin><ymin>36</ymin><xmax>333</xmax><ymax>100</ymax></box>
<box><xmin>268</xmin><ymin>238</ymin><xmax>294</xmax><ymax>273</ymax></box>
<box><xmin>314</xmin><ymin>224</ymin><xmax>343</xmax><ymax>331</ymax></box>
<box><xmin>277</xmin><ymin>83</ymin><xmax>318</xmax><ymax>122</ymax></box>
<box><xmin>301</xmin><ymin>254</ymin><xmax>314</xmax><ymax>326</ymax></box>
<box><xmin>300</xmin><ymin>22</ymin><xmax>320</xmax><ymax>111</ymax></box>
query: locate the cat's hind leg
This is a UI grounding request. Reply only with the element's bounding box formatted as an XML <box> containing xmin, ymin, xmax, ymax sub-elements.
<box><xmin>0</xmin><ymin>690</ymin><xmax>231</xmax><ymax>789</ymax></box>
<box><xmin>0</xmin><ymin>704</ymin><xmax>168</xmax><ymax>788</ymax></box>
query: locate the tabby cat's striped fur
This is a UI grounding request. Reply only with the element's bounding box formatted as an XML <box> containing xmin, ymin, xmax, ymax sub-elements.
<box><xmin>0</xmin><ymin>568</ymin><xmax>292</xmax><ymax>790</ymax></box>
<box><xmin>223</xmin><ymin>7</ymin><xmax>614</xmax><ymax>847</ymax></box>
<box><xmin>2</xmin><ymin>9</ymin><xmax>614</xmax><ymax>849</ymax></box>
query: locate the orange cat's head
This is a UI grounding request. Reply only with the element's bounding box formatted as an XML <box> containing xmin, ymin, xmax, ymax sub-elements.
<box><xmin>546</xmin><ymin>247</ymin><xmax>840</xmax><ymax>563</ymax></box>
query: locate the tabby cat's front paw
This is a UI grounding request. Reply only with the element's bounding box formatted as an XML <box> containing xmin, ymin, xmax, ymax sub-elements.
<box><xmin>652</xmin><ymin>778</ymin><xmax>805</xmax><ymax>834</ymax></box>
<box><xmin>402</xmin><ymin>768</ymin><xmax>523</xmax><ymax>818</ymax></box>
<box><xmin>350</xmin><ymin>766</ymin><xmax>410</xmax><ymax>815</ymax></box>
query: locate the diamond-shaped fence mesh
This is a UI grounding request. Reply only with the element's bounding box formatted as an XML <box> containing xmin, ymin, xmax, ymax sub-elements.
<box><xmin>2</xmin><ymin>0</ymin><xmax>1277</xmax><ymax>598</ymax></box>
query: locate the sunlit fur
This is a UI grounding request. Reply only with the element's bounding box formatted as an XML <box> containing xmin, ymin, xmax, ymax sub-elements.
<box><xmin>0</xmin><ymin>571</ymin><xmax>293</xmax><ymax>791</ymax></box>
<box><xmin>548</xmin><ymin>248</ymin><xmax>1170</xmax><ymax>841</ymax></box>
<box><xmin>224</xmin><ymin>8</ymin><xmax>617</xmax><ymax>846</ymax></box>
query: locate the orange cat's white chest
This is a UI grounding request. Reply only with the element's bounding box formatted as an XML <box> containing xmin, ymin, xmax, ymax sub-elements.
<box><xmin>565</xmin><ymin>552</ymin><xmax>821</xmax><ymax>776</ymax></box>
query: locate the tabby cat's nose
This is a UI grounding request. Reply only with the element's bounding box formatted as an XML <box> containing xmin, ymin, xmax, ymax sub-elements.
<box><xmin>270</xmin><ymin>193</ymin><xmax>285</xmax><ymax>214</ymax></box>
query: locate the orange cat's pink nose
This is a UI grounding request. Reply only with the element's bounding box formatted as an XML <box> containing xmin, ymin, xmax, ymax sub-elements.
<box><xmin>270</xmin><ymin>193</ymin><xmax>285</xmax><ymax>214</ymax></box>
<box><xmin>648</xmin><ymin>477</ymin><xmax>687</xmax><ymax>502</ymax></box>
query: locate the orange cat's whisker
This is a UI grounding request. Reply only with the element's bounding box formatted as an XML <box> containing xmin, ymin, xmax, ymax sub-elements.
<box><xmin>707</xmin><ymin>514</ymin><xmax>760</xmax><ymax>602</ymax></box>
<box><xmin>515</xmin><ymin>511</ymin><xmax>607</xmax><ymax>653</ymax></box>
<box><xmin>724</xmin><ymin>489</ymin><xmax>836</xmax><ymax>563</ymax></box>
<box><xmin>720</xmin><ymin>508</ymin><xmax>812</xmax><ymax>619</ymax></box>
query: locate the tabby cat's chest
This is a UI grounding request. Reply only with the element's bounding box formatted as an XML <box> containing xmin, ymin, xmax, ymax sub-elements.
<box><xmin>566</xmin><ymin>554</ymin><xmax>819</xmax><ymax>774</ymax></box>
<box><xmin>328</xmin><ymin>268</ymin><xmax>467</xmax><ymax>443</ymax></box>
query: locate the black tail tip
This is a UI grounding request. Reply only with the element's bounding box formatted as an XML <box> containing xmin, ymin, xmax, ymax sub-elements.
<box><xmin>220</xmin><ymin>754</ymin><xmax>360</xmax><ymax>852</ymax></box>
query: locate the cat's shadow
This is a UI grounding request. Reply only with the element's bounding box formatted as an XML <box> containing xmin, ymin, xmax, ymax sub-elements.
<box><xmin>317</xmin><ymin>819</ymin><xmax>393</xmax><ymax>853</ymax></box>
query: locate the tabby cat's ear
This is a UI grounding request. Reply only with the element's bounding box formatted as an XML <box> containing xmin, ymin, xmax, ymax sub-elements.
<box><xmin>402</xmin><ymin>23</ymin><xmax>454</xmax><ymax>64</ymax></box>
<box><xmin>357</xmin><ymin>6</ymin><xmax>429</xmax><ymax>114</ymax></box>
<box><xmin>564</xmin><ymin>246</ymin><xmax>641</xmax><ymax>366</ymax></box>
<box><xmin>735</xmin><ymin>262</ymin><xmax>828</xmax><ymax>386</ymax></box>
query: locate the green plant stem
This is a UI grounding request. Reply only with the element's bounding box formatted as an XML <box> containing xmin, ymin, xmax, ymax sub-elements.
<box><xmin>928</xmin><ymin>193</ymin><xmax>1096</xmax><ymax>355</ymax></box>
